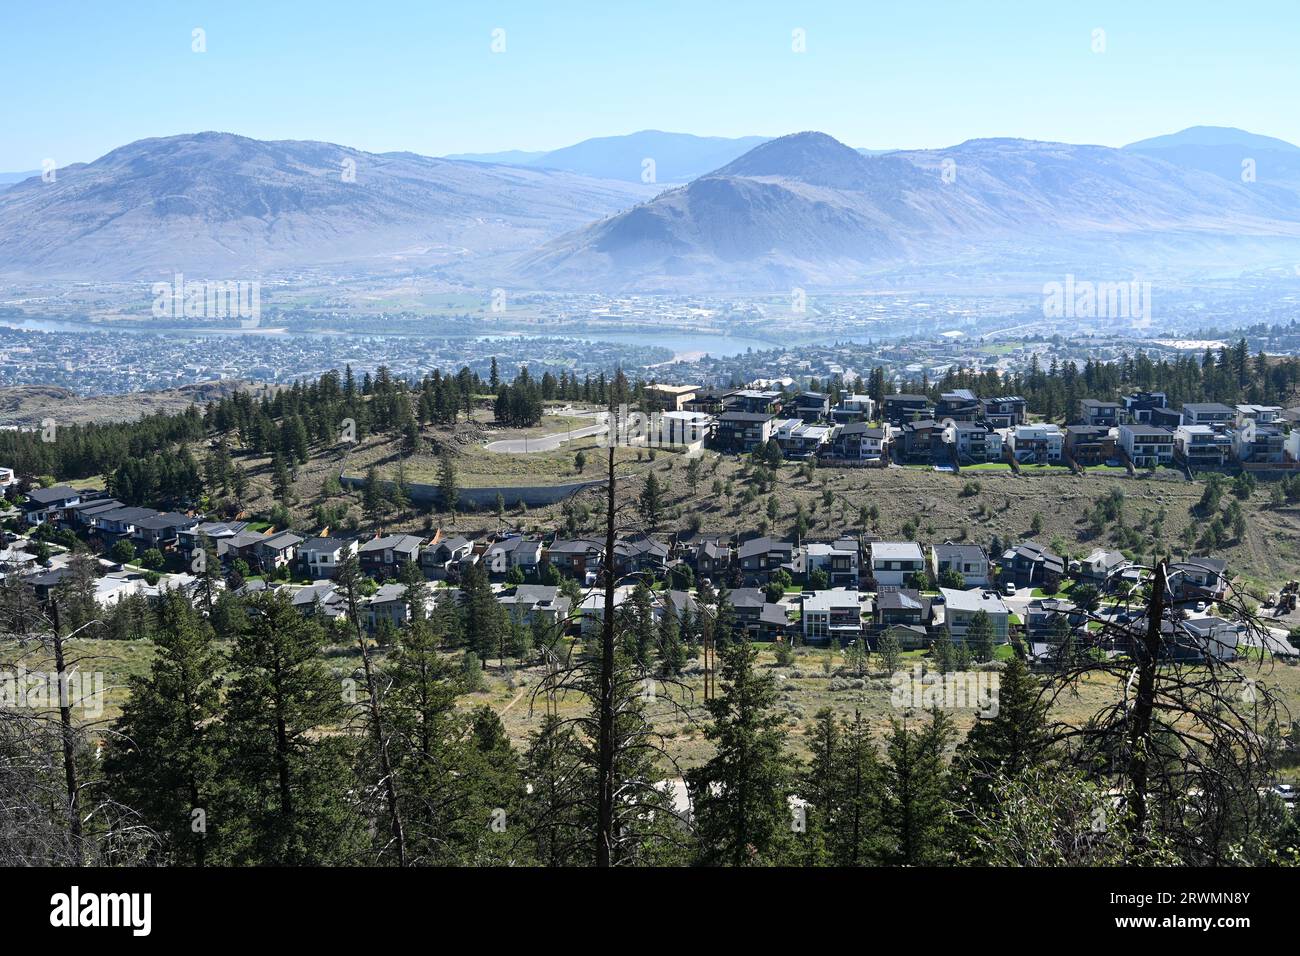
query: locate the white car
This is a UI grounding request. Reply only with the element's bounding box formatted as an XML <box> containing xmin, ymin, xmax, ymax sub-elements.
<box><xmin>1002</xmin><ymin>581</ymin><xmax>1017</xmax><ymax>596</ymax></box>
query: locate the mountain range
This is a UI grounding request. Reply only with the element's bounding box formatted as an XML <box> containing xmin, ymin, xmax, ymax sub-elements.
<box><xmin>2</xmin><ymin>126</ymin><xmax>1299</xmax><ymax>289</ymax></box>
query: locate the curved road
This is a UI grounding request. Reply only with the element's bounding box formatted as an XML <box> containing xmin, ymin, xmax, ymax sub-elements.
<box><xmin>484</xmin><ymin>410</ymin><xmax>609</xmax><ymax>454</ymax></box>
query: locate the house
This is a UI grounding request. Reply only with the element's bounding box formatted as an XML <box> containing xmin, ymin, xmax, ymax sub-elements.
<box><xmin>358</xmin><ymin>533</ymin><xmax>424</xmax><ymax>578</ymax></box>
<box><xmin>791</xmin><ymin>391</ymin><xmax>831</xmax><ymax>422</ymax></box>
<box><xmin>485</xmin><ymin>536</ymin><xmax>544</xmax><ymax>577</ymax></box>
<box><xmin>0</xmin><ymin>467</ymin><xmax>15</xmax><ymax>489</ymax></box>
<box><xmin>714</xmin><ymin>411</ymin><xmax>774</xmax><ymax>453</ymax></box>
<box><xmin>801</xmin><ymin>589</ymin><xmax>863</xmax><ymax>644</ymax></box>
<box><xmin>947</xmin><ymin>422</ymin><xmax>1002</xmax><ymax>464</ymax></box>
<box><xmin>832</xmin><ymin>393</ymin><xmax>876</xmax><ymax>424</ymax></box>
<box><xmin>824</xmin><ymin>423</ymin><xmax>885</xmax><ymax>461</ymax></box>
<box><xmin>897</xmin><ymin>419</ymin><xmax>941</xmax><ymax>463</ymax></box>
<box><xmin>1232</xmin><ymin>419</ymin><xmax>1287</xmax><ymax>463</ymax></box>
<box><xmin>1122</xmin><ymin>391</ymin><xmax>1167</xmax><ymax>424</ymax></box>
<box><xmin>728</xmin><ymin>389</ymin><xmax>784</xmax><ymax>415</ymax></box>
<box><xmin>1149</xmin><ymin>406</ymin><xmax>1183</xmax><ymax>430</ymax></box>
<box><xmin>1064</xmin><ymin>425</ymin><xmax>1117</xmax><ymax>465</ymax></box>
<box><xmin>611</xmin><ymin>536</ymin><xmax>670</xmax><ymax>577</ymax></box>
<box><xmin>936</xmin><ymin>388</ymin><xmax>981</xmax><ymax>422</ymax></box>
<box><xmin>23</xmin><ymin>485</ymin><xmax>82</xmax><ymax>525</ymax></box>
<box><xmin>177</xmin><ymin>520</ymin><xmax>249</xmax><ymax>554</ymax></box>
<box><xmin>1077</xmin><ymin>548</ymin><xmax>1129</xmax><ymax>586</ymax></box>
<box><xmin>1007</xmin><ymin>423</ymin><xmax>1063</xmax><ymax>463</ymax></box>
<box><xmin>930</xmin><ymin>543</ymin><xmax>991</xmax><ymax>588</ymax></box>
<box><xmin>1118</xmin><ymin>424</ymin><xmax>1174</xmax><ymax>467</ymax></box>
<box><xmin>498</xmin><ymin>584</ymin><xmax>572</xmax><ymax>628</ymax></box>
<box><xmin>882</xmin><ymin>394</ymin><xmax>935</xmax><ymax>426</ymax></box>
<box><xmin>869</xmin><ymin>541</ymin><xmax>926</xmax><ymax>587</ymax></box>
<box><xmin>1025</xmin><ymin>597</ymin><xmax>1083</xmax><ymax>641</ymax></box>
<box><xmin>875</xmin><ymin>588</ymin><xmax>932</xmax><ymax>628</ymax></box>
<box><xmin>421</xmin><ymin>534</ymin><xmax>475</xmax><ymax>579</ymax></box>
<box><xmin>65</xmin><ymin>497</ymin><xmax>125</xmax><ymax>529</ymax></box>
<box><xmin>775</xmin><ymin>420</ymin><xmax>834</xmax><ymax>459</ymax></box>
<box><xmin>736</xmin><ymin>537</ymin><xmax>795</xmax><ymax>584</ymax></box>
<box><xmin>364</xmin><ymin>583</ymin><xmax>413</xmax><ymax>633</ymax></box>
<box><xmin>255</xmin><ymin>531</ymin><xmax>303</xmax><ymax>573</ymax></box>
<box><xmin>728</xmin><ymin>587</ymin><xmax>772</xmax><ymax>637</ymax></box>
<box><xmin>1181</xmin><ymin>402</ymin><xmax>1236</xmax><ymax>431</ymax></box>
<box><xmin>292</xmin><ymin>581</ymin><xmax>348</xmax><ymax>619</ymax></box>
<box><xmin>1168</xmin><ymin>558</ymin><xmax>1228</xmax><ymax>603</ymax></box>
<box><xmin>682</xmin><ymin>387</ymin><xmax>738</xmax><ymax>414</ymax></box>
<box><xmin>804</xmin><ymin>539</ymin><xmax>859</xmax><ymax>587</ymax></box>
<box><xmin>940</xmin><ymin>587</ymin><xmax>1010</xmax><ymax>644</ymax></box>
<box><xmin>299</xmin><ymin>536</ymin><xmax>357</xmax><ymax>579</ymax></box>
<box><xmin>545</xmin><ymin>538</ymin><xmax>604</xmax><ymax>579</ymax></box>
<box><xmin>1173</xmin><ymin>424</ymin><xmax>1232</xmax><ymax>467</ymax></box>
<box><xmin>691</xmin><ymin>535</ymin><xmax>732</xmax><ymax>579</ymax></box>
<box><xmin>877</xmin><ymin>622</ymin><xmax>931</xmax><ymax>650</ymax></box>
<box><xmin>644</xmin><ymin>383</ymin><xmax>699</xmax><ymax>412</ymax></box>
<box><xmin>1000</xmin><ymin>541</ymin><xmax>1065</xmax><ymax>588</ymax></box>
<box><xmin>93</xmin><ymin>506</ymin><xmax>160</xmax><ymax>541</ymax></box>
<box><xmin>1236</xmin><ymin>404</ymin><xmax>1283</xmax><ymax>427</ymax></box>
<box><xmin>134</xmin><ymin>511</ymin><xmax>199</xmax><ymax>549</ymax></box>
<box><xmin>1078</xmin><ymin>399</ymin><xmax>1123</xmax><ymax>428</ymax></box>
<box><xmin>980</xmin><ymin>396</ymin><xmax>1027</xmax><ymax>428</ymax></box>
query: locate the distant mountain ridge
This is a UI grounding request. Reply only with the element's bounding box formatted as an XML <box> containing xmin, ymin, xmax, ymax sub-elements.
<box><xmin>1123</xmin><ymin>125</ymin><xmax>1300</xmax><ymax>191</ymax></box>
<box><xmin>517</xmin><ymin>130</ymin><xmax>1300</xmax><ymax>291</ymax></box>
<box><xmin>0</xmin><ymin>132</ymin><xmax>655</xmax><ymax>279</ymax></box>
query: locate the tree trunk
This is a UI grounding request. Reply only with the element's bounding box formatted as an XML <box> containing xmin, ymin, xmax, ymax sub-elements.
<box><xmin>48</xmin><ymin>600</ymin><xmax>83</xmax><ymax>866</ymax></box>
<box><xmin>596</xmin><ymin>445</ymin><xmax>617</xmax><ymax>867</ymax></box>
<box><xmin>1126</xmin><ymin>559</ymin><xmax>1166</xmax><ymax>845</ymax></box>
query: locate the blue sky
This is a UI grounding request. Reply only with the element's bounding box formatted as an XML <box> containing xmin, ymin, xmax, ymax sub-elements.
<box><xmin>2</xmin><ymin>0</ymin><xmax>1297</xmax><ymax>169</ymax></box>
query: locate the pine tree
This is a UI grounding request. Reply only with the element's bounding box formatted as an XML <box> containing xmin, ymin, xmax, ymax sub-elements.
<box><xmin>689</xmin><ymin>639</ymin><xmax>792</xmax><ymax>866</ymax></box>
<box><xmin>216</xmin><ymin>591</ymin><xmax>361</xmax><ymax>865</ymax></box>
<box><xmin>104</xmin><ymin>590</ymin><xmax>223</xmax><ymax>865</ymax></box>
<box><xmin>882</xmin><ymin>709</ymin><xmax>954</xmax><ymax>866</ymax></box>
<box><xmin>968</xmin><ymin>609</ymin><xmax>996</xmax><ymax>663</ymax></box>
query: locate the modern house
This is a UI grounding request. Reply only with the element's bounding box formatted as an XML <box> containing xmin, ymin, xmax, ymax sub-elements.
<box><xmin>1173</xmin><ymin>424</ymin><xmax>1232</xmax><ymax>467</ymax></box>
<box><xmin>940</xmin><ymin>587</ymin><xmax>1010</xmax><ymax>644</ymax></box>
<box><xmin>980</xmin><ymin>395</ymin><xmax>1028</xmax><ymax>429</ymax></box>
<box><xmin>1007</xmin><ymin>423</ymin><xmax>1063</xmax><ymax>463</ymax></box>
<box><xmin>1122</xmin><ymin>391</ymin><xmax>1167</xmax><ymax>424</ymax></box>
<box><xmin>882</xmin><ymin>394</ymin><xmax>935</xmax><ymax>426</ymax></box>
<box><xmin>832</xmin><ymin>393</ymin><xmax>876</xmax><ymax>424</ymax></box>
<box><xmin>299</xmin><ymin>536</ymin><xmax>358</xmax><ymax>579</ymax></box>
<box><xmin>485</xmin><ymin>536</ymin><xmax>544</xmax><ymax>577</ymax></box>
<box><xmin>825</xmin><ymin>423</ymin><xmax>885</xmax><ymax>461</ymax></box>
<box><xmin>23</xmin><ymin>485</ymin><xmax>82</xmax><ymax>525</ymax></box>
<box><xmin>1000</xmin><ymin>541</ymin><xmax>1065</xmax><ymax>588</ymax></box>
<box><xmin>1119</xmin><ymin>424</ymin><xmax>1175</xmax><ymax>467</ymax></box>
<box><xmin>948</xmin><ymin>422</ymin><xmax>1002</xmax><ymax>464</ymax></box>
<box><xmin>791</xmin><ymin>391</ymin><xmax>831</xmax><ymax>422</ymax></box>
<box><xmin>930</xmin><ymin>543</ymin><xmax>991</xmax><ymax>588</ymax></box>
<box><xmin>715</xmin><ymin>411</ymin><xmax>774</xmax><ymax>453</ymax></box>
<box><xmin>804</xmin><ymin>539</ymin><xmax>859</xmax><ymax>587</ymax></box>
<box><xmin>545</xmin><ymin>539</ymin><xmax>605</xmax><ymax>579</ymax></box>
<box><xmin>1181</xmin><ymin>402</ymin><xmax>1236</xmax><ymax>431</ymax></box>
<box><xmin>936</xmin><ymin>388</ymin><xmax>981</xmax><ymax>422</ymax></box>
<box><xmin>420</xmin><ymin>534</ymin><xmax>475</xmax><ymax>579</ymax></box>
<box><xmin>801</xmin><ymin>589</ymin><xmax>863</xmax><ymax>645</ymax></box>
<box><xmin>875</xmin><ymin>588</ymin><xmax>932</xmax><ymax>628</ymax></box>
<box><xmin>1078</xmin><ymin>399</ymin><xmax>1123</xmax><ymax>428</ymax></box>
<box><xmin>1077</xmin><ymin>548</ymin><xmax>1128</xmax><ymax>586</ymax></box>
<box><xmin>1064</xmin><ymin>425</ymin><xmax>1117</xmax><ymax>465</ymax></box>
<box><xmin>358</xmin><ymin>533</ymin><xmax>424</xmax><ymax>578</ymax></box>
<box><xmin>869</xmin><ymin>541</ymin><xmax>926</xmax><ymax>587</ymax></box>
<box><xmin>737</xmin><ymin>537</ymin><xmax>795</xmax><ymax>583</ymax></box>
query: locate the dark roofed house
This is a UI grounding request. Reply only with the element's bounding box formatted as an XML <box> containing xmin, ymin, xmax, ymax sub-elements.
<box><xmin>1078</xmin><ymin>398</ymin><xmax>1123</xmax><ymax>428</ymax></box>
<box><xmin>736</xmin><ymin>537</ymin><xmax>795</xmax><ymax>584</ymax></box>
<box><xmin>421</xmin><ymin>534</ymin><xmax>475</xmax><ymax>579</ymax></box>
<box><xmin>980</xmin><ymin>396</ymin><xmax>1027</xmax><ymax>428</ymax></box>
<box><xmin>791</xmin><ymin>391</ymin><xmax>831</xmax><ymax>422</ymax></box>
<box><xmin>691</xmin><ymin>535</ymin><xmax>733</xmax><ymax>578</ymax></box>
<box><xmin>134</xmin><ymin>511</ymin><xmax>200</xmax><ymax>549</ymax></box>
<box><xmin>714</xmin><ymin>411</ymin><xmax>774</xmax><ymax>453</ymax></box>
<box><xmin>936</xmin><ymin>388</ymin><xmax>981</xmax><ymax>422</ymax></box>
<box><xmin>545</xmin><ymin>539</ymin><xmax>605</xmax><ymax>579</ymax></box>
<box><xmin>24</xmin><ymin>485</ymin><xmax>83</xmax><ymax>526</ymax></box>
<box><xmin>930</xmin><ymin>543</ymin><xmax>991</xmax><ymax>587</ymax></box>
<box><xmin>1065</xmin><ymin>425</ymin><xmax>1117</xmax><ymax>465</ymax></box>
<box><xmin>612</xmin><ymin>536</ymin><xmax>670</xmax><ymax>577</ymax></box>
<box><xmin>882</xmin><ymin>394</ymin><xmax>935</xmax><ymax>426</ymax></box>
<box><xmin>875</xmin><ymin>588</ymin><xmax>932</xmax><ymax>628</ymax></box>
<box><xmin>358</xmin><ymin>533</ymin><xmax>424</xmax><ymax>578</ymax></box>
<box><xmin>256</xmin><ymin>531</ymin><xmax>304</xmax><ymax>572</ymax></box>
<box><xmin>1000</xmin><ymin>541</ymin><xmax>1066</xmax><ymax>588</ymax></box>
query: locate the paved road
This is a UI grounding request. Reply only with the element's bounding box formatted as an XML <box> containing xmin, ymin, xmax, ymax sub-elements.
<box><xmin>484</xmin><ymin>411</ymin><xmax>608</xmax><ymax>454</ymax></box>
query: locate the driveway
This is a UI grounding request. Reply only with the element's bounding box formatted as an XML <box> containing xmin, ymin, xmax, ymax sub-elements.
<box><xmin>484</xmin><ymin>411</ymin><xmax>609</xmax><ymax>454</ymax></box>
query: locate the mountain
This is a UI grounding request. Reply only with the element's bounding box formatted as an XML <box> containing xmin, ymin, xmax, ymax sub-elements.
<box><xmin>442</xmin><ymin>149</ymin><xmax>548</xmax><ymax>165</ymax></box>
<box><xmin>1124</xmin><ymin>125</ymin><xmax>1300</xmax><ymax>191</ymax></box>
<box><xmin>0</xmin><ymin>133</ymin><xmax>655</xmax><ymax>279</ymax></box>
<box><xmin>517</xmin><ymin>131</ymin><xmax>1300</xmax><ymax>291</ymax></box>
<box><xmin>446</xmin><ymin>131</ymin><xmax>772</xmax><ymax>183</ymax></box>
<box><xmin>0</xmin><ymin>170</ymin><xmax>40</xmax><ymax>194</ymax></box>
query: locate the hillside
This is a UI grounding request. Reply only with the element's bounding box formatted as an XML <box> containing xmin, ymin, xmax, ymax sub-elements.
<box><xmin>517</xmin><ymin>131</ymin><xmax>1300</xmax><ymax>291</ymax></box>
<box><xmin>0</xmin><ymin>132</ymin><xmax>655</xmax><ymax>280</ymax></box>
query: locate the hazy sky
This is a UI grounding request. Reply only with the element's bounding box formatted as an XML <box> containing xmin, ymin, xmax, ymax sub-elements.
<box><xmin>3</xmin><ymin>0</ymin><xmax>1298</xmax><ymax>169</ymax></box>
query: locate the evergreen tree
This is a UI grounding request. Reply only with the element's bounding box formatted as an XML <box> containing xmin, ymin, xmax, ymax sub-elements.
<box><xmin>882</xmin><ymin>709</ymin><xmax>954</xmax><ymax>866</ymax></box>
<box><xmin>689</xmin><ymin>639</ymin><xmax>792</xmax><ymax>866</ymax></box>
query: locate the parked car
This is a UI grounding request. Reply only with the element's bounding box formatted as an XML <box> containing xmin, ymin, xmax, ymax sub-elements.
<box><xmin>1002</xmin><ymin>581</ymin><xmax>1016</xmax><ymax>596</ymax></box>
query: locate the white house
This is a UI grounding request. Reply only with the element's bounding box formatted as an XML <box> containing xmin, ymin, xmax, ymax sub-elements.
<box><xmin>870</xmin><ymin>542</ymin><xmax>925</xmax><ymax>587</ymax></box>
<box><xmin>939</xmin><ymin>587</ymin><xmax>1010</xmax><ymax>643</ymax></box>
